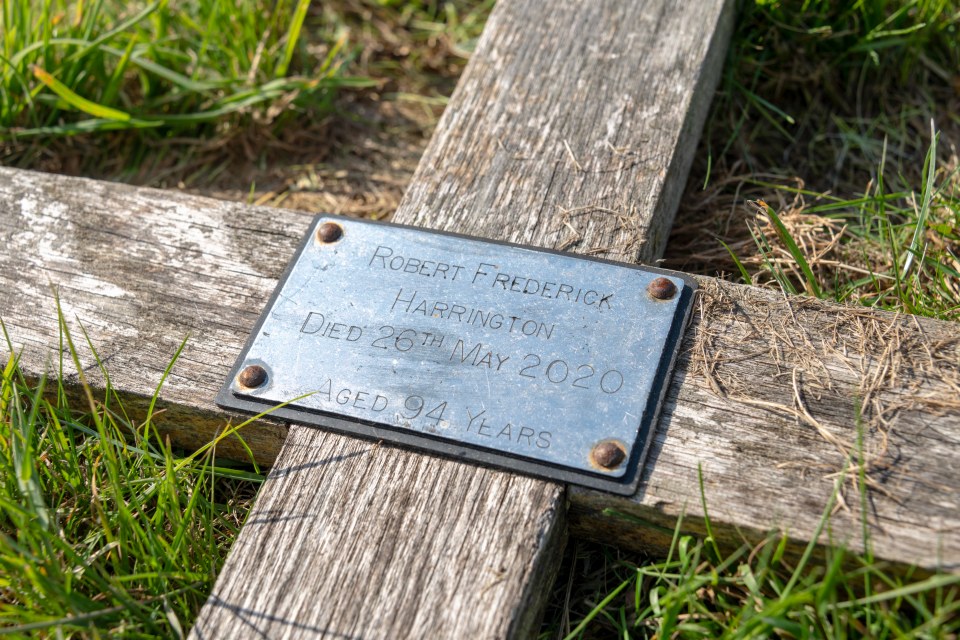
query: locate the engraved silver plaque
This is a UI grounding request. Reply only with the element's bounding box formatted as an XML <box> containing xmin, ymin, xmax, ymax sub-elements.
<box><xmin>217</xmin><ymin>215</ymin><xmax>695</xmax><ymax>494</ymax></box>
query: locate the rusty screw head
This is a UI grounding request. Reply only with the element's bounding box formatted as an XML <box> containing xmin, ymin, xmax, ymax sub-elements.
<box><xmin>591</xmin><ymin>440</ymin><xmax>626</xmax><ymax>469</ymax></box>
<box><xmin>317</xmin><ymin>222</ymin><xmax>343</xmax><ymax>244</ymax></box>
<box><xmin>238</xmin><ymin>364</ymin><xmax>268</xmax><ymax>389</ymax></box>
<box><xmin>647</xmin><ymin>277</ymin><xmax>677</xmax><ymax>300</ymax></box>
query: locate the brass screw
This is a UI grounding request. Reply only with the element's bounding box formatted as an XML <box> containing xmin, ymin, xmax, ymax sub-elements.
<box><xmin>647</xmin><ymin>277</ymin><xmax>677</xmax><ymax>300</ymax></box>
<box><xmin>317</xmin><ymin>222</ymin><xmax>343</xmax><ymax>243</ymax></box>
<box><xmin>590</xmin><ymin>440</ymin><xmax>626</xmax><ymax>469</ymax></box>
<box><xmin>238</xmin><ymin>364</ymin><xmax>268</xmax><ymax>389</ymax></box>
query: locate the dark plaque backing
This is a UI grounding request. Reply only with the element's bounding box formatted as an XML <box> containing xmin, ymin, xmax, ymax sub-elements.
<box><xmin>217</xmin><ymin>215</ymin><xmax>695</xmax><ymax>494</ymax></box>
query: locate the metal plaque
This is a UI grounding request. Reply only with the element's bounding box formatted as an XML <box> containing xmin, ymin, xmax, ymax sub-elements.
<box><xmin>217</xmin><ymin>215</ymin><xmax>695</xmax><ymax>494</ymax></box>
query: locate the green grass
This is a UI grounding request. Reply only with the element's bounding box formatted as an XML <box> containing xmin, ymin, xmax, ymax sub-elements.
<box><xmin>0</xmin><ymin>316</ymin><xmax>264</xmax><ymax>637</ymax></box>
<box><xmin>543</xmin><ymin>526</ymin><xmax>960</xmax><ymax>639</ymax></box>
<box><xmin>734</xmin><ymin>152</ymin><xmax>960</xmax><ymax>320</ymax></box>
<box><xmin>670</xmin><ymin>0</ymin><xmax>960</xmax><ymax>321</ymax></box>
<box><xmin>542</xmin><ymin>466</ymin><xmax>960</xmax><ymax>639</ymax></box>
<box><xmin>542</xmin><ymin>465</ymin><xmax>960</xmax><ymax>638</ymax></box>
<box><xmin>1</xmin><ymin>0</ymin><xmax>371</xmax><ymax>172</ymax></box>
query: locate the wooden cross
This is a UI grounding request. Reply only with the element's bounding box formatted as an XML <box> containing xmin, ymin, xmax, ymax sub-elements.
<box><xmin>3</xmin><ymin>1</ymin><xmax>957</xmax><ymax>637</ymax></box>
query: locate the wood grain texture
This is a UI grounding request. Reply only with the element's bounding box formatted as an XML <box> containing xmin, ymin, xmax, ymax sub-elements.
<box><xmin>570</xmin><ymin>278</ymin><xmax>960</xmax><ymax>573</ymax></box>
<box><xmin>0</xmin><ymin>167</ymin><xmax>293</xmax><ymax>463</ymax></box>
<box><xmin>402</xmin><ymin>0</ymin><xmax>735</xmax><ymax>267</ymax></box>
<box><xmin>192</xmin><ymin>429</ymin><xmax>566</xmax><ymax>640</ymax></box>
<box><xmin>1</xmin><ymin>0</ymin><xmax>736</xmax><ymax>637</ymax></box>
<box><xmin>5</xmin><ymin>167</ymin><xmax>956</xmax><ymax>579</ymax></box>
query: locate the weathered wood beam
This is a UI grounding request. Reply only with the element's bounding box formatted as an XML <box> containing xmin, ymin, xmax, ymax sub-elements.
<box><xmin>2</xmin><ymin>0</ymin><xmax>739</xmax><ymax>636</ymax></box>
<box><xmin>6</xmin><ymin>165</ymin><xmax>958</xmax><ymax>577</ymax></box>
<box><xmin>570</xmin><ymin>278</ymin><xmax>960</xmax><ymax>572</ymax></box>
<box><xmin>7</xmin><ymin>164</ymin><xmax>956</xmax><ymax>575</ymax></box>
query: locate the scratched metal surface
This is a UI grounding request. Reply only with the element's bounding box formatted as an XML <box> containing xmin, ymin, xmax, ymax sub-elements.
<box><xmin>218</xmin><ymin>216</ymin><xmax>694</xmax><ymax>494</ymax></box>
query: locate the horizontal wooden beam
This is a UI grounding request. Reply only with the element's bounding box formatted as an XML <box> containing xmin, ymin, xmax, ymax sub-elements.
<box><xmin>570</xmin><ymin>278</ymin><xmax>960</xmax><ymax>572</ymax></box>
<box><xmin>4</xmin><ymin>166</ymin><xmax>957</xmax><ymax>575</ymax></box>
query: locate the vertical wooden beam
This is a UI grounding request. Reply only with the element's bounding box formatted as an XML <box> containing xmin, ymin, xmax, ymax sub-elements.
<box><xmin>191</xmin><ymin>1</ymin><xmax>734</xmax><ymax>637</ymax></box>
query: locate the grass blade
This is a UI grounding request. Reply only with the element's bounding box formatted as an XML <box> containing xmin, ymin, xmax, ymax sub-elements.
<box><xmin>758</xmin><ymin>200</ymin><xmax>823</xmax><ymax>298</ymax></box>
<box><xmin>275</xmin><ymin>0</ymin><xmax>311</xmax><ymax>78</ymax></box>
<box><xmin>717</xmin><ymin>237</ymin><xmax>754</xmax><ymax>284</ymax></box>
<box><xmin>65</xmin><ymin>1</ymin><xmax>160</xmax><ymax>64</ymax></box>
<box><xmin>901</xmin><ymin>120</ymin><xmax>937</xmax><ymax>279</ymax></box>
<box><xmin>32</xmin><ymin>66</ymin><xmax>130</xmax><ymax>120</ymax></box>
